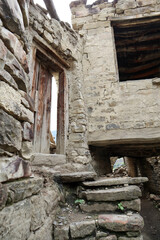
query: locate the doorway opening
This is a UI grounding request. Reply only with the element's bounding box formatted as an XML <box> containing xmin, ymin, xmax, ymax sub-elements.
<box><xmin>50</xmin><ymin>75</ymin><xmax>58</xmax><ymax>154</ymax></box>
<box><xmin>31</xmin><ymin>48</ymin><xmax>67</xmax><ymax>155</ymax></box>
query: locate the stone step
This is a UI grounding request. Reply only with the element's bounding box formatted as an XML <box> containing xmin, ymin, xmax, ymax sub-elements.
<box><xmin>79</xmin><ymin>186</ymin><xmax>141</xmax><ymax>202</ymax></box>
<box><xmin>98</xmin><ymin>213</ymin><xmax>144</xmax><ymax>232</ymax></box>
<box><xmin>82</xmin><ymin>177</ymin><xmax>148</xmax><ymax>188</ymax></box>
<box><xmin>53</xmin><ymin>213</ymin><xmax>144</xmax><ymax>240</ymax></box>
<box><xmin>31</xmin><ymin>153</ymin><xmax>66</xmax><ymax>167</ymax></box>
<box><xmin>80</xmin><ymin>199</ymin><xmax>141</xmax><ymax>213</ymax></box>
<box><xmin>54</xmin><ymin>171</ymin><xmax>97</xmax><ymax>183</ymax></box>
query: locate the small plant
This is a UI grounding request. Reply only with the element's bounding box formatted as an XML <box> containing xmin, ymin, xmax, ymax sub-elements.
<box><xmin>118</xmin><ymin>202</ymin><xmax>124</xmax><ymax>211</ymax></box>
<box><xmin>75</xmin><ymin>199</ymin><xmax>85</xmax><ymax>205</ymax></box>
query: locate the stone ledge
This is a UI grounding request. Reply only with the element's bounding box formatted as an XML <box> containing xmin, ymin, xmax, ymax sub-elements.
<box><xmin>80</xmin><ymin>186</ymin><xmax>141</xmax><ymax>201</ymax></box>
<box><xmin>4</xmin><ymin>177</ymin><xmax>43</xmax><ymax>204</ymax></box>
<box><xmin>31</xmin><ymin>153</ymin><xmax>66</xmax><ymax>167</ymax></box>
<box><xmin>54</xmin><ymin>171</ymin><xmax>97</xmax><ymax>183</ymax></box>
<box><xmin>88</xmin><ymin>127</ymin><xmax>160</xmax><ymax>146</ymax></box>
<box><xmin>82</xmin><ymin>177</ymin><xmax>148</xmax><ymax>187</ymax></box>
<box><xmin>80</xmin><ymin>199</ymin><xmax>141</xmax><ymax>213</ymax></box>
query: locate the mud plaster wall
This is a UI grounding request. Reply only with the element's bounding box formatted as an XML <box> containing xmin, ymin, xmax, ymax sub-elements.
<box><xmin>70</xmin><ymin>0</ymin><xmax>160</xmax><ymax>145</ymax></box>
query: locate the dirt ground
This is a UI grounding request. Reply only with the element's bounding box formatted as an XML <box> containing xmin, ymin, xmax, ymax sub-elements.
<box><xmin>141</xmin><ymin>199</ymin><xmax>160</xmax><ymax>240</ymax></box>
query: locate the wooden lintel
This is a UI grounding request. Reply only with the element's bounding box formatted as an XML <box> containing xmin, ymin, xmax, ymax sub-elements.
<box><xmin>34</xmin><ymin>35</ymin><xmax>70</xmax><ymax>69</ymax></box>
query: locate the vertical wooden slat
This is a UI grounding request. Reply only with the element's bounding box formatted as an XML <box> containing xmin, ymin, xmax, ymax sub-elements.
<box><xmin>33</xmin><ymin>62</ymin><xmax>52</xmax><ymax>153</ymax></box>
<box><xmin>56</xmin><ymin>71</ymin><xmax>65</xmax><ymax>154</ymax></box>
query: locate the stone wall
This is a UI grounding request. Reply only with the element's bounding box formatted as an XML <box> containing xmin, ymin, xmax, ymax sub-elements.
<box><xmin>141</xmin><ymin>156</ymin><xmax>160</xmax><ymax>194</ymax></box>
<box><xmin>0</xmin><ymin>1</ymin><xmax>92</xmax><ymax>239</ymax></box>
<box><xmin>70</xmin><ymin>0</ymin><xmax>160</xmax><ymax>146</ymax></box>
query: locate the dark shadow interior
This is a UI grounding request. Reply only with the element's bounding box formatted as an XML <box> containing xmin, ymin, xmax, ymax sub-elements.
<box><xmin>112</xmin><ymin>15</ymin><xmax>160</xmax><ymax>81</ymax></box>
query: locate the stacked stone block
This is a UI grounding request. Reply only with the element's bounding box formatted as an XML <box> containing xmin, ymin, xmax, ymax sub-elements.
<box><xmin>53</xmin><ymin>177</ymin><xmax>147</xmax><ymax>240</ymax></box>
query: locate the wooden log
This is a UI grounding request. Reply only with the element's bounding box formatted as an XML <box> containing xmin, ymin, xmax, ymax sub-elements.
<box><xmin>115</xmin><ymin>32</ymin><xmax>160</xmax><ymax>46</ymax></box>
<box><xmin>112</xmin><ymin>16</ymin><xmax>160</xmax><ymax>28</ymax></box>
<box><xmin>119</xmin><ymin>59</ymin><xmax>160</xmax><ymax>74</ymax></box>
<box><xmin>43</xmin><ymin>0</ymin><xmax>59</xmax><ymax>20</ymax></box>
<box><xmin>117</xmin><ymin>43</ymin><xmax>160</xmax><ymax>53</ymax></box>
<box><xmin>122</xmin><ymin>67</ymin><xmax>160</xmax><ymax>80</ymax></box>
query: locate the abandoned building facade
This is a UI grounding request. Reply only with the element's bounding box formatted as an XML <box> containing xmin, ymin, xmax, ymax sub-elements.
<box><xmin>0</xmin><ymin>0</ymin><xmax>160</xmax><ymax>239</ymax></box>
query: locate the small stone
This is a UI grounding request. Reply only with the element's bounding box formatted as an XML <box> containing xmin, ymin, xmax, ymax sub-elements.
<box><xmin>21</xmin><ymin>141</ymin><xmax>33</xmax><ymax>160</ymax></box>
<box><xmin>70</xmin><ymin>220</ymin><xmax>96</xmax><ymax>239</ymax></box>
<box><xmin>54</xmin><ymin>226</ymin><xmax>69</xmax><ymax>240</ymax></box>
<box><xmin>100</xmin><ymin>236</ymin><xmax>117</xmax><ymax>240</ymax></box>
<box><xmin>96</xmin><ymin>231</ymin><xmax>109</xmax><ymax>238</ymax></box>
<box><xmin>118</xmin><ymin>235</ymin><xmax>143</xmax><ymax>240</ymax></box>
<box><xmin>126</xmin><ymin>232</ymin><xmax>140</xmax><ymax>237</ymax></box>
<box><xmin>22</xmin><ymin>122</ymin><xmax>33</xmax><ymax>141</ymax></box>
<box><xmin>0</xmin><ymin>183</ymin><xmax>7</xmax><ymax>209</ymax></box>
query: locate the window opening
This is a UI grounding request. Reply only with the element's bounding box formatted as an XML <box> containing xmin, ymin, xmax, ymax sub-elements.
<box><xmin>112</xmin><ymin>16</ymin><xmax>160</xmax><ymax>81</ymax></box>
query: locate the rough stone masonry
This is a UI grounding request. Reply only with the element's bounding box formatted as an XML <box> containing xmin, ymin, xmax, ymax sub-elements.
<box><xmin>0</xmin><ymin>0</ymin><xmax>160</xmax><ymax>239</ymax></box>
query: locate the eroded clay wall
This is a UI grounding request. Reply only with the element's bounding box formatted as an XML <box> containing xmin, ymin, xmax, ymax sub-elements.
<box><xmin>70</xmin><ymin>0</ymin><xmax>160</xmax><ymax>145</ymax></box>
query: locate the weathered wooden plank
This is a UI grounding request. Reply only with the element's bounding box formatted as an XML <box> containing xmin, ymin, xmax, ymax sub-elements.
<box><xmin>33</xmin><ymin>62</ymin><xmax>52</xmax><ymax>153</ymax></box>
<box><xmin>56</xmin><ymin>71</ymin><xmax>65</xmax><ymax>154</ymax></box>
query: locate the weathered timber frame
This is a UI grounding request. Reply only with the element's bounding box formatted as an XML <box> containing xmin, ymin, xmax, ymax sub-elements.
<box><xmin>30</xmin><ymin>39</ymin><xmax>69</xmax><ymax>155</ymax></box>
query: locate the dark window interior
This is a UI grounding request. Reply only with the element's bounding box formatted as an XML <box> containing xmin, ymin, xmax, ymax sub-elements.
<box><xmin>112</xmin><ymin>16</ymin><xmax>160</xmax><ymax>81</ymax></box>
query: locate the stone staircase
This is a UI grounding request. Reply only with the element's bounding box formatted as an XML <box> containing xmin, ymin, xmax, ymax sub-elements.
<box><xmin>53</xmin><ymin>176</ymin><xmax>148</xmax><ymax>240</ymax></box>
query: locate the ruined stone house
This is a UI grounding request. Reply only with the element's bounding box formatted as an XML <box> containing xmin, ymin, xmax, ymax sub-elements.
<box><xmin>0</xmin><ymin>0</ymin><xmax>160</xmax><ymax>239</ymax></box>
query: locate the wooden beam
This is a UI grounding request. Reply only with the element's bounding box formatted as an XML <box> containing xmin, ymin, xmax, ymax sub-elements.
<box><xmin>114</xmin><ymin>27</ymin><xmax>160</xmax><ymax>38</ymax></box>
<box><xmin>112</xmin><ymin>16</ymin><xmax>160</xmax><ymax>29</ymax></box>
<box><xmin>122</xmin><ymin>67</ymin><xmax>160</xmax><ymax>80</ymax></box>
<box><xmin>118</xmin><ymin>51</ymin><xmax>160</xmax><ymax>65</ymax></box>
<box><xmin>117</xmin><ymin>43</ymin><xmax>160</xmax><ymax>53</ymax></box>
<box><xmin>115</xmin><ymin>32</ymin><xmax>160</xmax><ymax>46</ymax></box>
<box><xmin>119</xmin><ymin>59</ymin><xmax>160</xmax><ymax>74</ymax></box>
<box><xmin>43</xmin><ymin>0</ymin><xmax>59</xmax><ymax>20</ymax></box>
<box><xmin>132</xmin><ymin>52</ymin><xmax>160</xmax><ymax>64</ymax></box>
